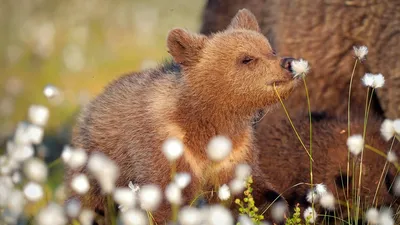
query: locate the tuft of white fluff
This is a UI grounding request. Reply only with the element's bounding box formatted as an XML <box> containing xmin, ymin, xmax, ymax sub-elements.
<box><xmin>229</xmin><ymin>178</ymin><xmax>246</xmax><ymax>195</ymax></box>
<box><xmin>70</xmin><ymin>174</ymin><xmax>90</xmax><ymax>195</ymax></box>
<box><xmin>139</xmin><ymin>184</ymin><xmax>162</xmax><ymax>211</ymax></box>
<box><xmin>235</xmin><ymin>163</ymin><xmax>252</xmax><ymax>180</ymax></box>
<box><xmin>35</xmin><ymin>202</ymin><xmax>67</xmax><ymax>225</ymax></box>
<box><xmin>380</xmin><ymin>119</ymin><xmax>395</xmax><ymax>141</ymax></box>
<box><xmin>303</xmin><ymin>207</ymin><xmax>317</xmax><ymax>223</ymax></box>
<box><xmin>28</xmin><ymin>105</ymin><xmax>49</xmax><ymax>127</ymax></box>
<box><xmin>165</xmin><ymin>182</ymin><xmax>182</xmax><ymax>205</ymax></box>
<box><xmin>23</xmin><ymin>182</ymin><xmax>44</xmax><ymax>202</ymax></box>
<box><xmin>162</xmin><ymin>138</ymin><xmax>184</xmax><ymax>162</ymax></box>
<box><xmin>178</xmin><ymin>206</ymin><xmax>202</xmax><ymax>225</ymax></box>
<box><xmin>393</xmin><ymin>119</ymin><xmax>400</xmax><ymax>134</ymax></box>
<box><xmin>291</xmin><ymin>59</ymin><xmax>310</xmax><ymax>78</ymax></box>
<box><xmin>271</xmin><ymin>201</ymin><xmax>288</xmax><ymax>222</ymax></box>
<box><xmin>365</xmin><ymin>208</ymin><xmax>379</xmax><ymax>224</ymax></box>
<box><xmin>23</xmin><ymin>158</ymin><xmax>48</xmax><ymax>183</ymax></box>
<box><xmin>120</xmin><ymin>209</ymin><xmax>148</xmax><ymax>225</ymax></box>
<box><xmin>319</xmin><ymin>192</ymin><xmax>335</xmax><ymax>210</ymax></box>
<box><xmin>353</xmin><ymin>46</ymin><xmax>368</xmax><ymax>61</ymax></box>
<box><xmin>174</xmin><ymin>172</ymin><xmax>191</xmax><ymax>189</ymax></box>
<box><xmin>362</xmin><ymin>73</ymin><xmax>375</xmax><ymax>87</ymax></box>
<box><xmin>87</xmin><ymin>153</ymin><xmax>119</xmax><ymax>194</ymax></box>
<box><xmin>218</xmin><ymin>184</ymin><xmax>231</xmax><ymax>201</ymax></box>
<box><xmin>206</xmin><ymin>136</ymin><xmax>232</xmax><ymax>162</ymax></box>
<box><xmin>205</xmin><ymin>205</ymin><xmax>233</xmax><ymax>225</ymax></box>
<box><xmin>347</xmin><ymin>135</ymin><xmax>364</xmax><ymax>156</ymax></box>
<box><xmin>114</xmin><ymin>187</ymin><xmax>136</xmax><ymax>211</ymax></box>
<box><xmin>387</xmin><ymin>151</ymin><xmax>397</xmax><ymax>163</ymax></box>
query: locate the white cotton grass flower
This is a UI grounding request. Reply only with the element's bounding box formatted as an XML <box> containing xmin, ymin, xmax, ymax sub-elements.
<box><xmin>174</xmin><ymin>172</ymin><xmax>191</xmax><ymax>189</ymax></box>
<box><xmin>353</xmin><ymin>46</ymin><xmax>368</xmax><ymax>61</ymax></box>
<box><xmin>291</xmin><ymin>59</ymin><xmax>310</xmax><ymax>78</ymax></box>
<box><xmin>162</xmin><ymin>137</ymin><xmax>184</xmax><ymax>162</ymax></box>
<box><xmin>373</xmin><ymin>73</ymin><xmax>385</xmax><ymax>88</ymax></box>
<box><xmin>306</xmin><ymin>190</ymin><xmax>319</xmax><ymax>203</ymax></box>
<box><xmin>303</xmin><ymin>207</ymin><xmax>317</xmax><ymax>223</ymax></box>
<box><xmin>315</xmin><ymin>183</ymin><xmax>327</xmax><ymax>195</ymax></box>
<box><xmin>35</xmin><ymin>202</ymin><xmax>67</xmax><ymax>225</ymax></box>
<box><xmin>378</xmin><ymin>208</ymin><xmax>394</xmax><ymax>225</ymax></box>
<box><xmin>28</xmin><ymin>105</ymin><xmax>49</xmax><ymax>127</ymax></box>
<box><xmin>387</xmin><ymin>151</ymin><xmax>397</xmax><ymax>163</ymax></box>
<box><xmin>79</xmin><ymin>209</ymin><xmax>95</xmax><ymax>225</ymax></box>
<box><xmin>235</xmin><ymin>163</ymin><xmax>252</xmax><ymax>180</ymax></box>
<box><xmin>218</xmin><ymin>184</ymin><xmax>231</xmax><ymax>201</ymax></box>
<box><xmin>206</xmin><ymin>135</ymin><xmax>232</xmax><ymax>162</ymax></box>
<box><xmin>393</xmin><ymin>119</ymin><xmax>400</xmax><ymax>134</ymax></box>
<box><xmin>365</xmin><ymin>208</ymin><xmax>379</xmax><ymax>224</ymax></box>
<box><xmin>65</xmin><ymin>198</ymin><xmax>81</xmax><ymax>218</ymax></box>
<box><xmin>7</xmin><ymin>141</ymin><xmax>34</xmax><ymax>163</ymax></box>
<box><xmin>178</xmin><ymin>206</ymin><xmax>202</xmax><ymax>225</ymax></box>
<box><xmin>271</xmin><ymin>201</ymin><xmax>288</xmax><ymax>222</ymax></box>
<box><xmin>165</xmin><ymin>182</ymin><xmax>182</xmax><ymax>205</ymax></box>
<box><xmin>380</xmin><ymin>119</ymin><xmax>395</xmax><ymax>141</ymax></box>
<box><xmin>347</xmin><ymin>134</ymin><xmax>364</xmax><ymax>156</ymax></box>
<box><xmin>362</xmin><ymin>73</ymin><xmax>385</xmax><ymax>88</ymax></box>
<box><xmin>206</xmin><ymin>205</ymin><xmax>234</xmax><ymax>225</ymax></box>
<box><xmin>319</xmin><ymin>192</ymin><xmax>335</xmax><ymax>210</ymax></box>
<box><xmin>70</xmin><ymin>174</ymin><xmax>90</xmax><ymax>195</ymax></box>
<box><xmin>43</xmin><ymin>84</ymin><xmax>60</xmax><ymax>99</ymax></box>
<box><xmin>139</xmin><ymin>184</ymin><xmax>162</xmax><ymax>211</ymax></box>
<box><xmin>63</xmin><ymin>146</ymin><xmax>87</xmax><ymax>169</ymax></box>
<box><xmin>23</xmin><ymin>158</ymin><xmax>48</xmax><ymax>183</ymax></box>
<box><xmin>393</xmin><ymin>176</ymin><xmax>400</xmax><ymax>196</ymax></box>
<box><xmin>238</xmin><ymin>215</ymin><xmax>254</xmax><ymax>225</ymax></box>
<box><xmin>114</xmin><ymin>187</ymin><xmax>137</xmax><ymax>210</ymax></box>
<box><xmin>128</xmin><ymin>181</ymin><xmax>140</xmax><ymax>192</ymax></box>
<box><xmin>14</xmin><ymin>122</ymin><xmax>44</xmax><ymax>145</ymax></box>
<box><xmin>87</xmin><ymin>152</ymin><xmax>119</xmax><ymax>194</ymax></box>
<box><xmin>229</xmin><ymin>178</ymin><xmax>246</xmax><ymax>195</ymax></box>
<box><xmin>362</xmin><ymin>73</ymin><xmax>374</xmax><ymax>87</ymax></box>
<box><xmin>7</xmin><ymin>189</ymin><xmax>26</xmax><ymax>216</ymax></box>
<box><xmin>120</xmin><ymin>209</ymin><xmax>148</xmax><ymax>225</ymax></box>
<box><xmin>23</xmin><ymin>182</ymin><xmax>44</xmax><ymax>201</ymax></box>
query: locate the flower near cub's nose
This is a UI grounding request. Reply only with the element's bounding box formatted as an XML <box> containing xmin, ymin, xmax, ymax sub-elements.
<box><xmin>291</xmin><ymin>59</ymin><xmax>310</xmax><ymax>78</ymax></box>
<box><xmin>353</xmin><ymin>45</ymin><xmax>368</xmax><ymax>61</ymax></box>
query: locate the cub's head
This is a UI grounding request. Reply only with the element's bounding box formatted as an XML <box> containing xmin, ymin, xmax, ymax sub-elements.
<box><xmin>167</xmin><ymin>9</ymin><xmax>300</xmax><ymax>112</ymax></box>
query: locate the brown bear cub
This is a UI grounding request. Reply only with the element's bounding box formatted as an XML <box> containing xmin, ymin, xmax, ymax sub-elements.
<box><xmin>68</xmin><ymin>9</ymin><xmax>299</xmax><ymax>224</ymax></box>
<box><xmin>256</xmin><ymin>113</ymin><xmax>399</xmax><ymax>223</ymax></box>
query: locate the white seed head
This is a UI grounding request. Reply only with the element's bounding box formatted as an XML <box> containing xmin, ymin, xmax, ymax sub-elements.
<box><xmin>362</xmin><ymin>73</ymin><xmax>375</xmax><ymax>87</ymax></box>
<box><xmin>28</xmin><ymin>105</ymin><xmax>49</xmax><ymax>126</ymax></box>
<box><xmin>162</xmin><ymin>137</ymin><xmax>184</xmax><ymax>162</ymax></box>
<box><xmin>291</xmin><ymin>59</ymin><xmax>310</xmax><ymax>78</ymax></box>
<box><xmin>23</xmin><ymin>182</ymin><xmax>44</xmax><ymax>201</ymax></box>
<box><xmin>206</xmin><ymin>205</ymin><xmax>233</xmax><ymax>225</ymax></box>
<box><xmin>165</xmin><ymin>182</ymin><xmax>182</xmax><ymax>205</ymax></box>
<box><xmin>378</xmin><ymin>208</ymin><xmax>394</xmax><ymax>225</ymax></box>
<box><xmin>238</xmin><ymin>215</ymin><xmax>254</xmax><ymax>225</ymax></box>
<box><xmin>380</xmin><ymin>119</ymin><xmax>395</xmax><ymax>141</ymax></box>
<box><xmin>178</xmin><ymin>206</ymin><xmax>202</xmax><ymax>225</ymax></box>
<box><xmin>235</xmin><ymin>163</ymin><xmax>252</xmax><ymax>180</ymax></box>
<box><xmin>303</xmin><ymin>207</ymin><xmax>317</xmax><ymax>223</ymax></box>
<box><xmin>373</xmin><ymin>73</ymin><xmax>385</xmax><ymax>88</ymax></box>
<box><xmin>393</xmin><ymin>176</ymin><xmax>400</xmax><ymax>196</ymax></box>
<box><xmin>43</xmin><ymin>84</ymin><xmax>60</xmax><ymax>99</ymax></box>
<box><xmin>120</xmin><ymin>209</ymin><xmax>148</xmax><ymax>225</ymax></box>
<box><xmin>87</xmin><ymin>153</ymin><xmax>119</xmax><ymax>193</ymax></box>
<box><xmin>365</xmin><ymin>208</ymin><xmax>379</xmax><ymax>224</ymax></box>
<box><xmin>271</xmin><ymin>201</ymin><xmax>288</xmax><ymax>222</ymax></box>
<box><xmin>61</xmin><ymin>145</ymin><xmax>72</xmax><ymax>163</ymax></box>
<box><xmin>7</xmin><ymin>189</ymin><xmax>26</xmax><ymax>216</ymax></box>
<box><xmin>206</xmin><ymin>135</ymin><xmax>232</xmax><ymax>162</ymax></box>
<box><xmin>315</xmin><ymin>183</ymin><xmax>327</xmax><ymax>196</ymax></box>
<box><xmin>65</xmin><ymin>147</ymin><xmax>87</xmax><ymax>169</ymax></box>
<box><xmin>393</xmin><ymin>119</ymin><xmax>400</xmax><ymax>134</ymax></box>
<box><xmin>347</xmin><ymin>134</ymin><xmax>364</xmax><ymax>156</ymax></box>
<box><xmin>14</xmin><ymin>122</ymin><xmax>44</xmax><ymax>145</ymax></box>
<box><xmin>218</xmin><ymin>184</ymin><xmax>231</xmax><ymax>201</ymax></box>
<box><xmin>174</xmin><ymin>172</ymin><xmax>191</xmax><ymax>189</ymax></box>
<box><xmin>139</xmin><ymin>184</ymin><xmax>162</xmax><ymax>211</ymax></box>
<box><xmin>78</xmin><ymin>209</ymin><xmax>95</xmax><ymax>225</ymax></box>
<box><xmin>128</xmin><ymin>181</ymin><xmax>140</xmax><ymax>192</ymax></box>
<box><xmin>71</xmin><ymin>174</ymin><xmax>90</xmax><ymax>195</ymax></box>
<box><xmin>306</xmin><ymin>190</ymin><xmax>319</xmax><ymax>203</ymax></box>
<box><xmin>353</xmin><ymin>46</ymin><xmax>368</xmax><ymax>61</ymax></box>
<box><xmin>229</xmin><ymin>178</ymin><xmax>246</xmax><ymax>195</ymax></box>
<box><xmin>319</xmin><ymin>192</ymin><xmax>335</xmax><ymax>210</ymax></box>
<box><xmin>65</xmin><ymin>198</ymin><xmax>81</xmax><ymax>218</ymax></box>
<box><xmin>35</xmin><ymin>202</ymin><xmax>67</xmax><ymax>225</ymax></box>
<box><xmin>114</xmin><ymin>187</ymin><xmax>136</xmax><ymax>210</ymax></box>
<box><xmin>7</xmin><ymin>141</ymin><xmax>34</xmax><ymax>162</ymax></box>
<box><xmin>387</xmin><ymin>151</ymin><xmax>397</xmax><ymax>163</ymax></box>
<box><xmin>23</xmin><ymin>158</ymin><xmax>48</xmax><ymax>183</ymax></box>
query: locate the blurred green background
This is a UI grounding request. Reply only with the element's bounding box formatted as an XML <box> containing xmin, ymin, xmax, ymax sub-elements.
<box><xmin>0</xmin><ymin>0</ymin><xmax>206</xmax><ymax>151</ymax></box>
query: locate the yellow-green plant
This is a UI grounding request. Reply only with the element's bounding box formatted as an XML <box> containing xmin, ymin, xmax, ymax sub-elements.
<box><xmin>235</xmin><ymin>176</ymin><xmax>264</xmax><ymax>225</ymax></box>
<box><xmin>285</xmin><ymin>204</ymin><xmax>311</xmax><ymax>225</ymax></box>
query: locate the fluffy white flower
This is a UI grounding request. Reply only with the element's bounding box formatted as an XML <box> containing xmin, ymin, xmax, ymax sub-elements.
<box><xmin>165</xmin><ymin>182</ymin><xmax>182</xmax><ymax>205</ymax></box>
<box><xmin>380</xmin><ymin>119</ymin><xmax>395</xmax><ymax>141</ymax></box>
<box><xmin>319</xmin><ymin>192</ymin><xmax>335</xmax><ymax>210</ymax></box>
<box><xmin>14</xmin><ymin>122</ymin><xmax>44</xmax><ymax>145</ymax></box>
<box><xmin>128</xmin><ymin>181</ymin><xmax>140</xmax><ymax>192</ymax></box>
<box><xmin>7</xmin><ymin>189</ymin><xmax>26</xmax><ymax>216</ymax></box>
<box><xmin>23</xmin><ymin>158</ymin><xmax>48</xmax><ymax>183</ymax></box>
<box><xmin>291</xmin><ymin>59</ymin><xmax>310</xmax><ymax>78</ymax></box>
<box><xmin>362</xmin><ymin>73</ymin><xmax>374</xmax><ymax>87</ymax></box>
<box><xmin>315</xmin><ymin>183</ymin><xmax>327</xmax><ymax>195</ymax></box>
<box><xmin>65</xmin><ymin>198</ymin><xmax>81</xmax><ymax>218</ymax></box>
<box><xmin>70</xmin><ymin>174</ymin><xmax>90</xmax><ymax>195</ymax></box>
<box><xmin>78</xmin><ymin>209</ymin><xmax>94</xmax><ymax>225</ymax></box>
<box><xmin>87</xmin><ymin>153</ymin><xmax>119</xmax><ymax>193</ymax></box>
<box><xmin>238</xmin><ymin>215</ymin><xmax>254</xmax><ymax>225</ymax></box>
<box><xmin>28</xmin><ymin>105</ymin><xmax>49</xmax><ymax>126</ymax></box>
<box><xmin>229</xmin><ymin>178</ymin><xmax>246</xmax><ymax>195</ymax></box>
<box><xmin>206</xmin><ymin>205</ymin><xmax>233</xmax><ymax>225</ymax></box>
<box><xmin>353</xmin><ymin>46</ymin><xmax>368</xmax><ymax>61</ymax></box>
<box><xmin>303</xmin><ymin>207</ymin><xmax>317</xmax><ymax>223</ymax></box>
<box><xmin>179</xmin><ymin>206</ymin><xmax>202</xmax><ymax>225</ymax></box>
<box><xmin>271</xmin><ymin>201</ymin><xmax>288</xmax><ymax>222</ymax></box>
<box><xmin>64</xmin><ymin>147</ymin><xmax>87</xmax><ymax>169</ymax></box>
<box><xmin>61</xmin><ymin>145</ymin><xmax>72</xmax><ymax>163</ymax></box>
<box><xmin>43</xmin><ymin>84</ymin><xmax>60</xmax><ymax>99</ymax></box>
<box><xmin>393</xmin><ymin>176</ymin><xmax>400</xmax><ymax>196</ymax></box>
<box><xmin>218</xmin><ymin>184</ymin><xmax>231</xmax><ymax>201</ymax></box>
<box><xmin>7</xmin><ymin>141</ymin><xmax>34</xmax><ymax>162</ymax></box>
<box><xmin>393</xmin><ymin>119</ymin><xmax>400</xmax><ymax>134</ymax></box>
<box><xmin>235</xmin><ymin>163</ymin><xmax>252</xmax><ymax>180</ymax></box>
<box><xmin>139</xmin><ymin>184</ymin><xmax>162</xmax><ymax>211</ymax></box>
<box><xmin>365</xmin><ymin>208</ymin><xmax>379</xmax><ymax>224</ymax></box>
<box><xmin>114</xmin><ymin>187</ymin><xmax>136</xmax><ymax>210</ymax></box>
<box><xmin>306</xmin><ymin>190</ymin><xmax>319</xmax><ymax>203</ymax></box>
<box><xmin>120</xmin><ymin>209</ymin><xmax>148</xmax><ymax>225</ymax></box>
<box><xmin>174</xmin><ymin>172</ymin><xmax>191</xmax><ymax>189</ymax></box>
<box><xmin>347</xmin><ymin>134</ymin><xmax>364</xmax><ymax>156</ymax></box>
<box><xmin>378</xmin><ymin>208</ymin><xmax>394</xmax><ymax>225</ymax></box>
<box><xmin>23</xmin><ymin>182</ymin><xmax>44</xmax><ymax>201</ymax></box>
<box><xmin>162</xmin><ymin>137</ymin><xmax>184</xmax><ymax>162</ymax></box>
<box><xmin>373</xmin><ymin>73</ymin><xmax>385</xmax><ymax>88</ymax></box>
<box><xmin>35</xmin><ymin>203</ymin><xmax>67</xmax><ymax>225</ymax></box>
<box><xmin>206</xmin><ymin>136</ymin><xmax>232</xmax><ymax>162</ymax></box>
<box><xmin>387</xmin><ymin>151</ymin><xmax>397</xmax><ymax>163</ymax></box>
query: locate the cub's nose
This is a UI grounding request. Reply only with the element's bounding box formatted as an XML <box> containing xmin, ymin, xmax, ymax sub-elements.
<box><xmin>280</xmin><ymin>57</ymin><xmax>295</xmax><ymax>73</ymax></box>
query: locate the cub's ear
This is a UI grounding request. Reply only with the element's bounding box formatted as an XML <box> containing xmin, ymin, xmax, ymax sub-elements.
<box><xmin>228</xmin><ymin>8</ymin><xmax>260</xmax><ymax>32</ymax></box>
<box><xmin>167</xmin><ymin>28</ymin><xmax>207</xmax><ymax>66</ymax></box>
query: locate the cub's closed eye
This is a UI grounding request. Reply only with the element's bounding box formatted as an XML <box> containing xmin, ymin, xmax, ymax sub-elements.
<box><xmin>242</xmin><ymin>57</ymin><xmax>253</xmax><ymax>64</ymax></box>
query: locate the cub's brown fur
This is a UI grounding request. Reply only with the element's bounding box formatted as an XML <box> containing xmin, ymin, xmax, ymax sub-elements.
<box><xmin>68</xmin><ymin>9</ymin><xmax>299</xmax><ymax>224</ymax></box>
<box><xmin>256</xmin><ymin>113</ymin><xmax>399</xmax><ymax>223</ymax></box>
<box><xmin>200</xmin><ymin>0</ymin><xmax>400</xmax><ymax>118</ymax></box>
